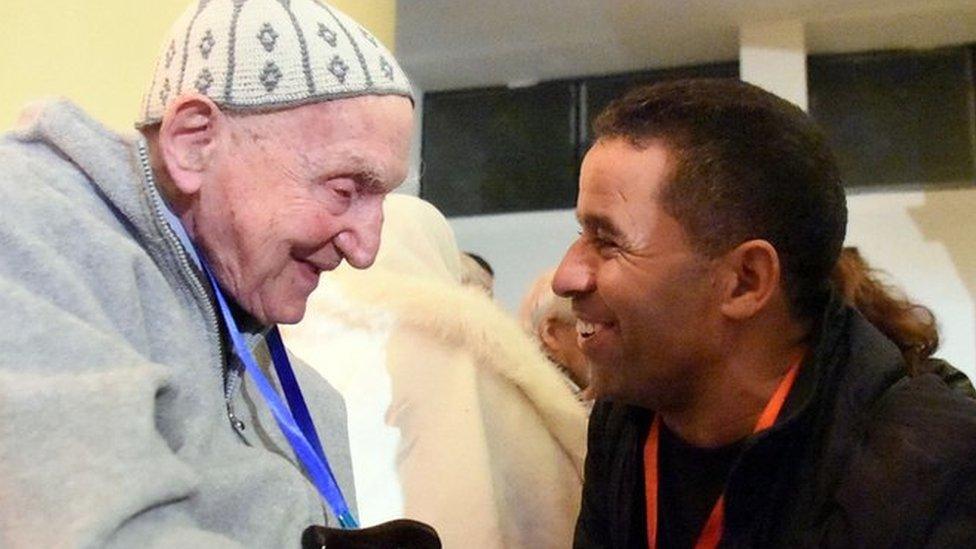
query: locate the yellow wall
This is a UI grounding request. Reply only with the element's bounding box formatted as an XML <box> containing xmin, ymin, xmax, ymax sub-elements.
<box><xmin>0</xmin><ymin>0</ymin><xmax>397</xmax><ymax>131</ymax></box>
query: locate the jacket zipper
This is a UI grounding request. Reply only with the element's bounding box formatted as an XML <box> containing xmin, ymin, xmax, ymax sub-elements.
<box><xmin>136</xmin><ymin>140</ymin><xmax>245</xmax><ymax>434</ymax></box>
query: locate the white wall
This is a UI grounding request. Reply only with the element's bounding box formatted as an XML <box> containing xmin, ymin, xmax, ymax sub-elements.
<box><xmin>397</xmin><ymin>83</ymin><xmax>424</xmax><ymax>197</ymax></box>
<box><xmin>449</xmin><ymin>208</ymin><xmax>578</xmax><ymax>308</ymax></box>
<box><xmin>740</xmin><ymin>20</ymin><xmax>808</xmax><ymax>111</ymax></box>
<box><xmin>845</xmin><ymin>187</ymin><xmax>976</xmax><ymax>376</ymax></box>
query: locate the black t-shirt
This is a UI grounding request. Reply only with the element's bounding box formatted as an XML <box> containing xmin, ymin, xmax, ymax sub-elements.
<box><xmin>656</xmin><ymin>423</ymin><xmax>746</xmax><ymax>549</ymax></box>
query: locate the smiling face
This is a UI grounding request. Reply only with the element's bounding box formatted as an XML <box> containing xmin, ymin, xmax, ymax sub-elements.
<box><xmin>192</xmin><ymin>94</ymin><xmax>413</xmax><ymax>325</ymax></box>
<box><xmin>552</xmin><ymin>138</ymin><xmax>725</xmax><ymax>408</ymax></box>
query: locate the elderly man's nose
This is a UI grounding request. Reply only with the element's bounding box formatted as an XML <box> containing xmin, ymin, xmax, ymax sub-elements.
<box><xmin>336</xmin><ymin>201</ymin><xmax>384</xmax><ymax>269</ymax></box>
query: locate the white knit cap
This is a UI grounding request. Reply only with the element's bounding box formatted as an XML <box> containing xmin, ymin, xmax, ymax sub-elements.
<box><xmin>136</xmin><ymin>0</ymin><xmax>413</xmax><ymax>127</ymax></box>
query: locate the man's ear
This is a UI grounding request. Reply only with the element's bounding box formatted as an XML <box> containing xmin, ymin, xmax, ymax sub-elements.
<box><xmin>718</xmin><ymin>239</ymin><xmax>781</xmax><ymax>320</ymax></box>
<box><xmin>158</xmin><ymin>94</ymin><xmax>224</xmax><ymax>195</ymax></box>
<box><xmin>539</xmin><ymin>317</ymin><xmax>560</xmax><ymax>351</ymax></box>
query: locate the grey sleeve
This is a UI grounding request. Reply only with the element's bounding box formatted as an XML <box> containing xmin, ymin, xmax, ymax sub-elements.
<box><xmin>0</xmin><ymin>270</ymin><xmax>245</xmax><ymax>547</ymax></box>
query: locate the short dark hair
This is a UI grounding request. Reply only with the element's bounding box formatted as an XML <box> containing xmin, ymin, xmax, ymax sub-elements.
<box><xmin>463</xmin><ymin>251</ymin><xmax>494</xmax><ymax>276</ymax></box>
<box><xmin>593</xmin><ymin>78</ymin><xmax>847</xmax><ymax>319</ymax></box>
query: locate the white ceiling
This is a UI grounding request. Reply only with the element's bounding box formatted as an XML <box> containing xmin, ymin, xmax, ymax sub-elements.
<box><xmin>396</xmin><ymin>0</ymin><xmax>976</xmax><ymax>91</ymax></box>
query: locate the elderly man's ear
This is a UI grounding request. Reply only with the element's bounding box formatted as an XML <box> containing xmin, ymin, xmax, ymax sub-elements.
<box><xmin>158</xmin><ymin>94</ymin><xmax>224</xmax><ymax>195</ymax></box>
<box><xmin>718</xmin><ymin>239</ymin><xmax>781</xmax><ymax>321</ymax></box>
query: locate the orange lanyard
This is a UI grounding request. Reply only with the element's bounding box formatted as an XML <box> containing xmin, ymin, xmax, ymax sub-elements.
<box><xmin>644</xmin><ymin>362</ymin><xmax>801</xmax><ymax>549</ymax></box>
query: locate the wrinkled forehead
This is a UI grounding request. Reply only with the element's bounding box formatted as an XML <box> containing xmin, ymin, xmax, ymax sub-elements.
<box><xmin>578</xmin><ymin>139</ymin><xmax>670</xmax><ymax>201</ymax></box>
<box><xmin>244</xmin><ymin>95</ymin><xmax>413</xmax><ymax>189</ymax></box>
<box><xmin>234</xmin><ymin>93</ymin><xmax>412</xmax><ymax>137</ymax></box>
<box><xmin>575</xmin><ymin>139</ymin><xmax>677</xmax><ymax>235</ymax></box>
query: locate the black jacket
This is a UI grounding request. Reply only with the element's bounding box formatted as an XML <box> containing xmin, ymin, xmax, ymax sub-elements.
<box><xmin>574</xmin><ymin>297</ymin><xmax>976</xmax><ymax>548</ymax></box>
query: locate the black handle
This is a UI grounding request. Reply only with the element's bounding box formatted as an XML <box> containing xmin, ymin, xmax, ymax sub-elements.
<box><xmin>302</xmin><ymin>519</ymin><xmax>442</xmax><ymax>549</ymax></box>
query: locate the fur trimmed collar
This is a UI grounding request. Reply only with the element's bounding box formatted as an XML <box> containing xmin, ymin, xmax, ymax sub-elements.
<box><xmin>320</xmin><ymin>271</ymin><xmax>589</xmax><ymax>474</ymax></box>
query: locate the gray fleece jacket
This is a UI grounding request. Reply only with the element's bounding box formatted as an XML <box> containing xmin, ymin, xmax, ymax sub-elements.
<box><xmin>0</xmin><ymin>100</ymin><xmax>356</xmax><ymax>548</ymax></box>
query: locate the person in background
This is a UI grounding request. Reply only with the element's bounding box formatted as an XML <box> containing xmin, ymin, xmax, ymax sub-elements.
<box><xmin>461</xmin><ymin>251</ymin><xmax>495</xmax><ymax>296</ymax></box>
<box><xmin>557</xmin><ymin>78</ymin><xmax>976</xmax><ymax>548</ymax></box>
<box><xmin>0</xmin><ymin>0</ymin><xmax>417</xmax><ymax>546</ymax></box>
<box><xmin>520</xmin><ymin>268</ymin><xmax>591</xmax><ymax>396</ymax></box>
<box><xmin>283</xmin><ymin>194</ymin><xmax>588</xmax><ymax>549</ymax></box>
<box><xmin>832</xmin><ymin>246</ymin><xmax>975</xmax><ymax>397</ymax></box>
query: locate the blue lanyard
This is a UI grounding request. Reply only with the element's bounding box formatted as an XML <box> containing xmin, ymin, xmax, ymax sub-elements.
<box><xmin>199</xmin><ymin>260</ymin><xmax>359</xmax><ymax>528</ymax></box>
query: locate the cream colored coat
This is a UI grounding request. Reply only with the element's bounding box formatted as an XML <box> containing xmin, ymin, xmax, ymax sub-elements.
<box><xmin>283</xmin><ymin>195</ymin><xmax>587</xmax><ymax>549</ymax></box>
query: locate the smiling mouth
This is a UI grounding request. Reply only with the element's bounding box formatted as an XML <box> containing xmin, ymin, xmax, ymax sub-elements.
<box><xmin>298</xmin><ymin>256</ymin><xmax>343</xmax><ymax>275</ymax></box>
<box><xmin>577</xmin><ymin>319</ymin><xmax>612</xmax><ymax>339</ymax></box>
<box><xmin>300</xmin><ymin>260</ymin><xmax>322</xmax><ymax>275</ymax></box>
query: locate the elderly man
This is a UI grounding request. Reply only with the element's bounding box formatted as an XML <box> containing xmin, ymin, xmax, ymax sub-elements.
<box><xmin>556</xmin><ymin>79</ymin><xmax>976</xmax><ymax>548</ymax></box>
<box><xmin>0</xmin><ymin>1</ymin><xmax>416</xmax><ymax>546</ymax></box>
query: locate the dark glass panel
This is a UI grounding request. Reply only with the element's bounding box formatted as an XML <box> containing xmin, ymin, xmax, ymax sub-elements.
<box><xmin>421</xmin><ymin>82</ymin><xmax>579</xmax><ymax>216</ymax></box>
<box><xmin>809</xmin><ymin>47</ymin><xmax>976</xmax><ymax>187</ymax></box>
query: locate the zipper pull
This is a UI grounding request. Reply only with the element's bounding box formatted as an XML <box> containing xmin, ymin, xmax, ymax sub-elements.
<box><xmin>228</xmin><ymin>409</ymin><xmax>246</xmax><ymax>432</ymax></box>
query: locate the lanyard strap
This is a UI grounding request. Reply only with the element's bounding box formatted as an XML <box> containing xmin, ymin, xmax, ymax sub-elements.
<box><xmin>200</xmin><ymin>262</ymin><xmax>359</xmax><ymax>529</ymax></box>
<box><xmin>644</xmin><ymin>361</ymin><xmax>801</xmax><ymax>549</ymax></box>
<box><xmin>265</xmin><ymin>326</ymin><xmax>329</xmax><ymax>464</ymax></box>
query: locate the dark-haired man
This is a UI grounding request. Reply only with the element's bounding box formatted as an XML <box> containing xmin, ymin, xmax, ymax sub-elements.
<box><xmin>555</xmin><ymin>79</ymin><xmax>976</xmax><ymax>548</ymax></box>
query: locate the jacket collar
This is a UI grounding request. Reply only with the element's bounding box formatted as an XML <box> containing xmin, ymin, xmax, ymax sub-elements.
<box><xmin>14</xmin><ymin>100</ymin><xmax>236</xmax><ymax>371</ymax></box>
<box><xmin>764</xmin><ymin>289</ymin><xmax>909</xmax><ymax>437</ymax></box>
<box><xmin>13</xmin><ymin>99</ymin><xmax>162</xmax><ymax>248</ymax></box>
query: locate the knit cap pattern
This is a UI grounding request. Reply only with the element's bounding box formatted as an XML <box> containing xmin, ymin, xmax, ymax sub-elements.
<box><xmin>137</xmin><ymin>0</ymin><xmax>412</xmax><ymax>127</ymax></box>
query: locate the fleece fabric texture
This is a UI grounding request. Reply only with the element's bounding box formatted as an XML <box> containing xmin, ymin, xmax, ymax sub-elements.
<box><xmin>282</xmin><ymin>194</ymin><xmax>588</xmax><ymax>549</ymax></box>
<box><xmin>0</xmin><ymin>99</ymin><xmax>355</xmax><ymax>548</ymax></box>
